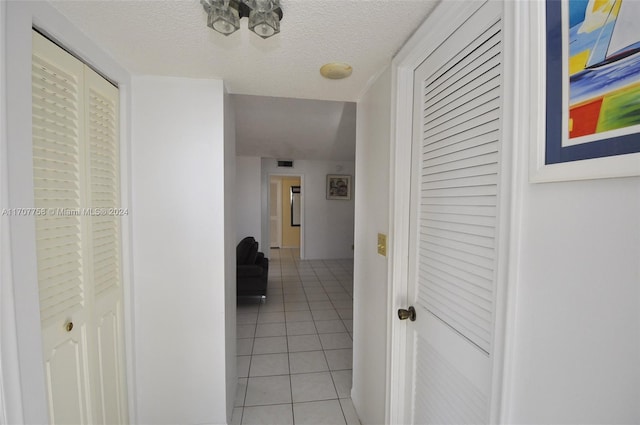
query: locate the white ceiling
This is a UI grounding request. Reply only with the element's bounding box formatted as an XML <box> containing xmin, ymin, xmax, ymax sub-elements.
<box><xmin>233</xmin><ymin>94</ymin><xmax>356</xmax><ymax>160</ymax></box>
<box><xmin>50</xmin><ymin>0</ymin><xmax>439</xmax><ymax>161</ymax></box>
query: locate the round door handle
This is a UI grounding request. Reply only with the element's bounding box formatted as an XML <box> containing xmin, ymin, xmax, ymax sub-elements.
<box><xmin>64</xmin><ymin>321</ymin><xmax>74</xmax><ymax>332</ymax></box>
<box><xmin>398</xmin><ymin>306</ymin><xmax>416</xmax><ymax>321</ymax></box>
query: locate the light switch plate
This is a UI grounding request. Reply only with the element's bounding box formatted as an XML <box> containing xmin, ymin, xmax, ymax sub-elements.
<box><xmin>377</xmin><ymin>233</ymin><xmax>387</xmax><ymax>257</ymax></box>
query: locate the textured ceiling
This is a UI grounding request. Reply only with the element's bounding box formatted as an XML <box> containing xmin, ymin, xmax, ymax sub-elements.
<box><xmin>50</xmin><ymin>0</ymin><xmax>439</xmax><ymax>102</ymax></box>
<box><xmin>50</xmin><ymin>0</ymin><xmax>439</xmax><ymax>161</ymax></box>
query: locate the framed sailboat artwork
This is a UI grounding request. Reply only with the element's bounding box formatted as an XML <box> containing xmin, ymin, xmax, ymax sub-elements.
<box><xmin>531</xmin><ymin>0</ymin><xmax>640</xmax><ymax>181</ymax></box>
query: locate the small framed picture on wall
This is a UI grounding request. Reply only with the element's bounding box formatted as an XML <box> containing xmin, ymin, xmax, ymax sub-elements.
<box><xmin>326</xmin><ymin>175</ymin><xmax>351</xmax><ymax>200</ymax></box>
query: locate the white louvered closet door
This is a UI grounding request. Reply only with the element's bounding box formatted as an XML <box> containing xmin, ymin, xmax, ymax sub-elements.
<box><xmin>84</xmin><ymin>66</ymin><xmax>128</xmax><ymax>425</ymax></box>
<box><xmin>404</xmin><ymin>1</ymin><xmax>503</xmax><ymax>423</ymax></box>
<box><xmin>32</xmin><ymin>30</ymin><xmax>92</xmax><ymax>425</ymax></box>
<box><xmin>32</xmin><ymin>30</ymin><xmax>127</xmax><ymax>425</ymax></box>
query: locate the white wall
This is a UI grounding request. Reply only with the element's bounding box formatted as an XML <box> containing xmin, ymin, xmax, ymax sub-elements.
<box><xmin>2</xmin><ymin>2</ymin><xmax>133</xmax><ymax>423</ymax></box>
<box><xmin>131</xmin><ymin>76</ymin><xmax>232</xmax><ymax>425</ymax></box>
<box><xmin>352</xmin><ymin>66</ymin><xmax>392</xmax><ymax>425</ymax></box>
<box><xmin>261</xmin><ymin>159</ymin><xmax>355</xmax><ymax>259</ymax></box>
<box><xmin>501</xmin><ymin>3</ymin><xmax>640</xmax><ymax>421</ymax></box>
<box><xmin>236</xmin><ymin>156</ymin><xmax>262</xmax><ymax>246</ymax></box>
<box><xmin>506</xmin><ymin>174</ymin><xmax>640</xmax><ymax>422</ymax></box>
<box><xmin>223</xmin><ymin>89</ymin><xmax>237</xmax><ymax>423</ymax></box>
<box><xmin>0</xmin><ymin>2</ymin><xmax>14</xmax><ymax>423</ymax></box>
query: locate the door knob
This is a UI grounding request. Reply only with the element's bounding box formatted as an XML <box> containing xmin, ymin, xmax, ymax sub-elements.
<box><xmin>397</xmin><ymin>306</ymin><xmax>416</xmax><ymax>321</ymax></box>
<box><xmin>64</xmin><ymin>321</ymin><xmax>74</xmax><ymax>332</ymax></box>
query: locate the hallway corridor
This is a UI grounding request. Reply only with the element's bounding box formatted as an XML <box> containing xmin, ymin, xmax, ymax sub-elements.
<box><xmin>233</xmin><ymin>248</ymin><xmax>360</xmax><ymax>425</ymax></box>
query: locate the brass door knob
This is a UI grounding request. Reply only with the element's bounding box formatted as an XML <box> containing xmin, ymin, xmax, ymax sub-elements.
<box><xmin>398</xmin><ymin>306</ymin><xmax>416</xmax><ymax>321</ymax></box>
<box><xmin>64</xmin><ymin>321</ymin><xmax>74</xmax><ymax>332</ymax></box>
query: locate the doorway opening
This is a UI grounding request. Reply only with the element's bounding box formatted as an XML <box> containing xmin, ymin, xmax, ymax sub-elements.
<box><xmin>269</xmin><ymin>175</ymin><xmax>302</xmax><ymax>252</ymax></box>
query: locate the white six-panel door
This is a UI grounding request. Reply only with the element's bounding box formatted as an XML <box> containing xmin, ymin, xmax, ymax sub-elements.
<box><xmin>32</xmin><ymin>30</ymin><xmax>128</xmax><ymax>425</ymax></box>
<box><xmin>403</xmin><ymin>1</ymin><xmax>504</xmax><ymax>423</ymax></box>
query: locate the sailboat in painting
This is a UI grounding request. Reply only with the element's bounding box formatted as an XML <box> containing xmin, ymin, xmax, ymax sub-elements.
<box><xmin>585</xmin><ymin>0</ymin><xmax>640</xmax><ymax>68</ymax></box>
<box><xmin>567</xmin><ymin>0</ymin><xmax>640</xmax><ymax>140</ymax></box>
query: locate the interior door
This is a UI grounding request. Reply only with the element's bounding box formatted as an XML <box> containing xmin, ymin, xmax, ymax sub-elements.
<box><xmin>402</xmin><ymin>1</ymin><xmax>504</xmax><ymax>423</ymax></box>
<box><xmin>32</xmin><ymin>30</ymin><xmax>93</xmax><ymax>424</ymax></box>
<box><xmin>32</xmin><ymin>30</ymin><xmax>128</xmax><ymax>424</ymax></box>
<box><xmin>269</xmin><ymin>178</ymin><xmax>282</xmax><ymax>248</ymax></box>
<box><xmin>84</xmin><ymin>66</ymin><xmax>128</xmax><ymax>425</ymax></box>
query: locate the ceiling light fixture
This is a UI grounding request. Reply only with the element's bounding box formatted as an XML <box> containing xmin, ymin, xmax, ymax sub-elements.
<box><xmin>320</xmin><ymin>63</ymin><xmax>353</xmax><ymax>80</ymax></box>
<box><xmin>201</xmin><ymin>0</ymin><xmax>283</xmax><ymax>39</ymax></box>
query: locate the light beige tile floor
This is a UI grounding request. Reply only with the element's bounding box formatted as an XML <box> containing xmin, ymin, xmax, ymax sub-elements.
<box><xmin>234</xmin><ymin>248</ymin><xmax>360</xmax><ymax>425</ymax></box>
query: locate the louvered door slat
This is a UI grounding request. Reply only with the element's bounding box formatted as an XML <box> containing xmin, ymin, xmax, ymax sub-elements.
<box><xmin>422</xmin><ymin>203</ymin><xmax>497</xmax><ymax>217</ymax></box>
<box><xmin>42</xmin><ymin>276</ymin><xmax>82</xmax><ymax>300</ymax></box>
<box><xmin>37</xmin><ymin>251</ymin><xmax>82</xmax><ymax>274</ymax></box>
<box><xmin>420</xmin><ymin>192</ymin><xmax>496</xmax><ymax>205</ymax></box>
<box><xmin>422</xmin><ymin>225</ymin><xmax>495</xmax><ymax>249</ymax></box>
<box><xmin>426</xmin><ymin>74</ymin><xmax>501</xmax><ymax>128</ymax></box>
<box><xmin>423</xmin><ymin>106</ymin><xmax>500</xmax><ymax>141</ymax></box>
<box><xmin>424</xmin><ymin>145</ymin><xmax>498</xmax><ymax>170</ymax></box>
<box><xmin>425</xmin><ymin>93</ymin><xmax>501</xmax><ymax>135</ymax></box>
<box><xmin>422</xmin><ymin>19</ymin><xmax>501</xmax><ymax>91</ymax></box>
<box><xmin>422</xmin><ymin>232</ymin><xmax>495</xmax><ymax>260</ymax></box>
<box><xmin>422</xmin><ymin>162</ymin><xmax>499</xmax><ymax>184</ymax></box>
<box><xmin>40</xmin><ymin>296</ymin><xmax>85</xmax><ymax>322</ymax></box>
<box><xmin>421</xmin><ymin>173</ymin><xmax>498</xmax><ymax>191</ymax></box>
<box><xmin>422</xmin><ymin>217</ymin><xmax>494</xmax><ymax>238</ymax></box>
<box><xmin>418</xmin><ymin>283</ymin><xmax>492</xmax><ymax>332</ymax></box>
<box><xmin>418</xmin><ymin>262</ymin><xmax>493</xmax><ymax>304</ymax></box>
<box><xmin>420</xmin><ymin>273</ymin><xmax>493</xmax><ymax>319</ymax></box>
<box><xmin>420</xmin><ymin>184</ymin><xmax>497</xmax><ymax>199</ymax></box>
<box><xmin>421</xmin><ymin>209</ymin><xmax>495</xmax><ymax>227</ymax></box>
<box><xmin>416</xmin><ymin>12</ymin><xmax>502</xmax><ymax>354</ymax></box>
<box><xmin>423</xmin><ymin>51</ymin><xmax>501</xmax><ymax>119</ymax></box>
<box><xmin>423</xmin><ymin>22</ymin><xmax>502</xmax><ymax>107</ymax></box>
<box><xmin>422</xmin><ymin>269</ymin><xmax>492</xmax><ymax>318</ymax></box>
<box><xmin>422</xmin><ymin>239</ymin><xmax>492</xmax><ymax>270</ymax></box>
<box><xmin>423</xmin><ymin>128</ymin><xmax>499</xmax><ymax>160</ymax></box>
<box><xmin>420</xmin><ymin>246</ymin><xmax>494</xmax><ymax>281</ymax></box>
<box><xmin>422</xmin><ymin>141</ymin><xmax>498</xmax><ymax>169</ymax></box>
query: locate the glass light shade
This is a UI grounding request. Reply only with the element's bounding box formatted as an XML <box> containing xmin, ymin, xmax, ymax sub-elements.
<box><xmin>243</xmin><ymin>0</ymin><xmax>275</xmax><ymax>12</ymax></box>
<box><xmin>248</xmin><ymin>10</ymin><xmax>280</xmax><ymax>39</ymax></box>
<box><xmin>207</xmin><ymin>2</ymin><xmax>240</xmax><ymax>35</ymax></box>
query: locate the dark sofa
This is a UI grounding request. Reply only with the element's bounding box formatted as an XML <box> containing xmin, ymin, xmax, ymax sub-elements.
<box><xmin>236</xmin><ymin>236</ymin><xmax>269</xmax><ymax>298</ymax></box>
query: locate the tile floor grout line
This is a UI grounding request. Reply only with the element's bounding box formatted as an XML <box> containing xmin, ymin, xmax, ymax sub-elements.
<box><xmin>238</xmin><ymin>248</ymin><xmax>355</xmax><ymax>424</ymax></box>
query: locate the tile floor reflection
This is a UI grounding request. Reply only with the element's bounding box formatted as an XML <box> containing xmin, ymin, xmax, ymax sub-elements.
<box><xmin>233</xmin><ymin>248</ymin><xmax>360</xmax><ymax>425</ymax></box>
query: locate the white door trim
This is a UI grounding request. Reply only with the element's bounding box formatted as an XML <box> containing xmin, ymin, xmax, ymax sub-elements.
<box><xmin>492</xmin><ymin>1</ymin><xmax>531</xmax><ymax>421</ymax></box>
<box><xmin>386</xmin><ymin>0</ymin><xmax>518</xmax><ymax>422</ymax></box>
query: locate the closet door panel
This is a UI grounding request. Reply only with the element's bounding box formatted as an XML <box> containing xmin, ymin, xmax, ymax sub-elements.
<box><xmin>42</xmin><ymin>323</ymin><xmax>92</xmax><ymax>425</ymax></box>
<box><xmin>85</xmin><ymin>67</ymin><xmax>128</xmax><ymax>424</ymax></box>
<box><xmin>32</xmin><ymin>30</ymin><xmax>93</xmax><ymax>425</ymax></box>
<box><xmin>94</xmin><ymin>301</ymin><xmax>126</xmax><ymax>424</ymax></box>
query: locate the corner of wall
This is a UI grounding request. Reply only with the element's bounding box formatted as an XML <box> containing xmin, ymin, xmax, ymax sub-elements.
<box><xmin>223</xmin><ymin>86</ymin><xmax>238</xmax><ymax>424</ymax></box>
<box><xmin>0</xmin><ymin>1</ymin><xmax>25</xmax><ymax>422</ymax></box>
<box><xmin>351</xmin><ymin>65</ymin><xmax>393</xmax><ymax>425</ymax></box>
